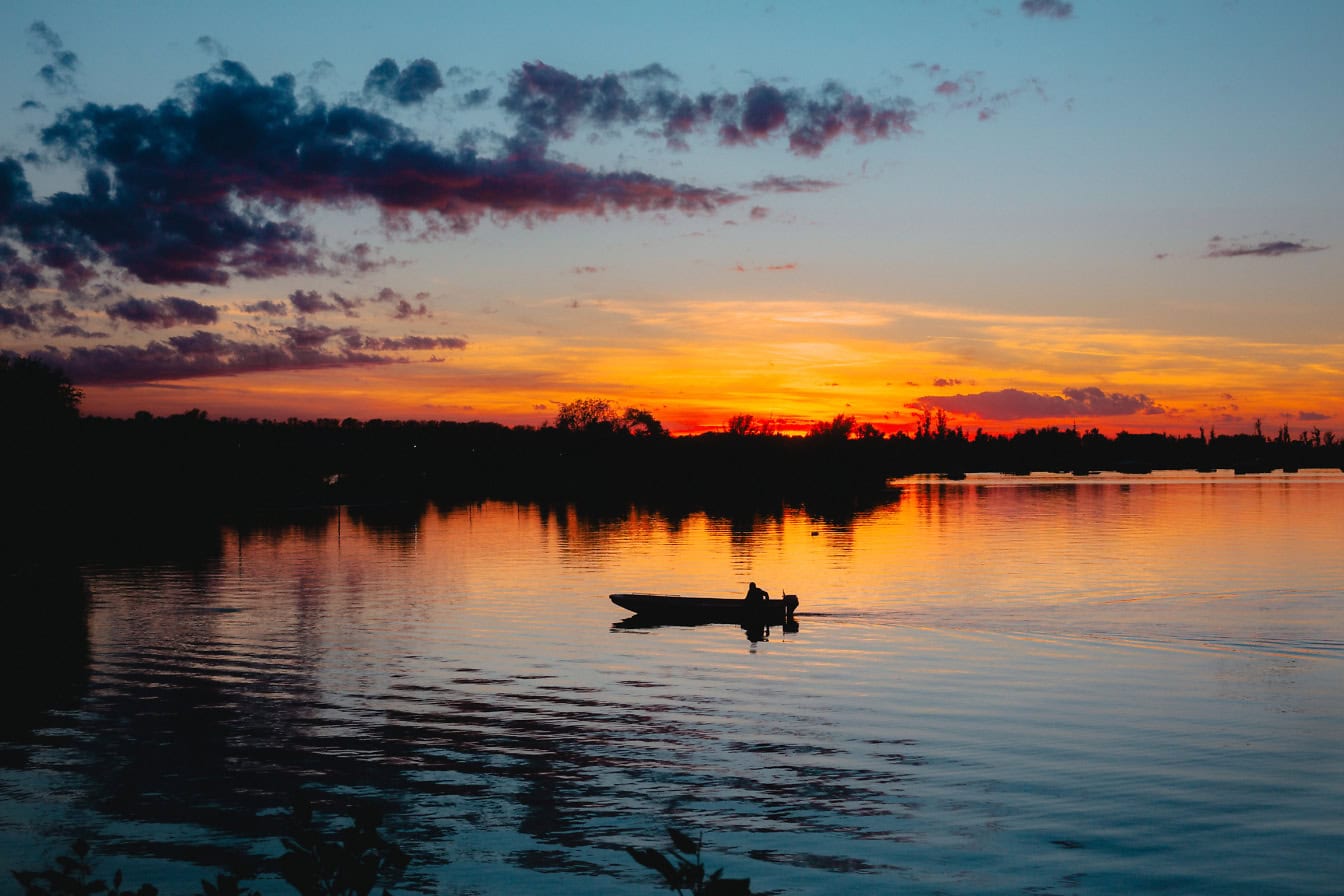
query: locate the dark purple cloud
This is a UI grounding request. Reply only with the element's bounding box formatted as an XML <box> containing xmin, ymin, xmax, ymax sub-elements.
<box><xmin>288</xmin><ymin>289</ymin><xmax>360</xmax><ymax>315</ymax></box>
<box><xmin>719</xmin><ymin>81</ymin><xmax>915</xmax><ymax>156</ymax></box>
<box><xmin>0</xmin><ymin>298</ymin><xmax>84</xmax><ymax>332</ymax></box>
<box><xmin>29</xmin><ymin>325</ymin><xmax>467</xmax><ymax>385</ymax></box>
<box><xmin>52</xmin><ymin>324</ymin><xmax>108</xmax><ymax>338</ymax></box>
<box><xmin>501</xmin><ymin>62</ymin><xmax>915</xmax><ymax>157</ymax></box>
<box><xmin>364</xmin><ymin>58</ymin><xmax>445</xmax><ymax>105</ymax></box>
<box><xmin>0</xmin><ymin>60</ymin><xmax>738</xmax><ymax>292</ymax></box>
<box><xmin>392</xmin><ymin>298</ymin><xmax>429</xmax><ymax>318</ymax></box>
<box><xmin>241</xmin><ymin>299</ymin><xmax>288</xmax><ymax>315</ymax></box>
<box><xmin>0</xmin><ymin>304</ymin><xmax>40</xmax><ymax>331</ymax></box>
<box><xmin>916</xmin><ymin>386</ymin><xmax>1164</xmax><ymax>420</ymax></box>
<box><xmin>1204</xmin><ymin>237</ymin><xmax>1327</xmax><ymax>258</ymax></box>
<box><xmin>502</xmin><ymin>62</ymin><xmax>643</xmax><ymax>140</ymax></box>
<box><xmin>1021</xmin><ymin>0</ymin><xmax>1074</xmax><ymax>19</ymax></box>
<box><xmin>362</xmin><ymin>334</ymin><xmax>465</xmax><ymax>351</ymax></box>
<box><xmin>106</xmin><ymin>296</ymin><xmax>220</xmax><ymax>328</ymax></box>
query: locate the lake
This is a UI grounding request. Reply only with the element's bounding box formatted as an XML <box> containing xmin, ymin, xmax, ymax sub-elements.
<box><xmin>3</xmin><ymin>471</ymin><xmax>1342</xmax><ymax>895</ymax></box>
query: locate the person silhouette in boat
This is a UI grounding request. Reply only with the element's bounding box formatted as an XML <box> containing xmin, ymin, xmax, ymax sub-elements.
<box><xmin>745</xmin><ymin>581</ymin><xmax>769</xmax><ymax>604</ymax></box>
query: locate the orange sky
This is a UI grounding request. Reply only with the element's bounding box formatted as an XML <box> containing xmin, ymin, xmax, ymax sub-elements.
<box><xmin>3</xmin><ymin>4</ymin><xmax>1341</xmax><ymax>438</ymax></box>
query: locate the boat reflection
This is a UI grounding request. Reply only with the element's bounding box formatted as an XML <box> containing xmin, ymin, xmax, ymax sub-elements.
<box><xmin>611</xmin><ymin>614</ymin><xmax>800</xmax><ymax>643</ymax></box>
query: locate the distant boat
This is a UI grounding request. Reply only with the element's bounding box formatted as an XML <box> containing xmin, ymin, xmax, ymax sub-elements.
<box><xmin>610</xmin><ymin>592</ymin><xmax>798</xmax><ymax>625</ymax></box>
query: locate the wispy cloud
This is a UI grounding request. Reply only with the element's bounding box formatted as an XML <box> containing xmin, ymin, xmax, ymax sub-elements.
<box><xmin>27</xmin><ymin>21</ymin><xmax>79</xmax><ymax>92</ymax></box>
<box><xmin>195</xmin><ymin>35</ymin><xmax>229</xmax><ymax>60</ymax></box>
<box><xmin>1204</xmin><ymin>236</ymin><xmax>1327</xmax><ymax>258</ymax></box>
<box><xmin>1020</xmin><ymin>0</ymin><xmax>1074</xmax><ymax>20</ymax></box>
<box><xmin>733</xmin><ymin>262</ymin><xmax>797</xmax><ymax>272</ymax></box>
<box><xmin>747</xmin><ymin>176</ymin><xmax>840</xmax><ymax>193</ymax></box>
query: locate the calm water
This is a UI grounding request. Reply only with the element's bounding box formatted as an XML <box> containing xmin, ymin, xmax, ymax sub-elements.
<box><xmin>3</xmin><ymin>471</ymin><xmax>1343</xmax><ymax>894</ymax></box>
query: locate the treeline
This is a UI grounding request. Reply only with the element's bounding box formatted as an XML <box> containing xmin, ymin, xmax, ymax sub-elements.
<box><xmin>5</xmin><ymin>356</ymin><xmax>1343</xmax><ymax>532</ymax></box>
<box><xmin>46</xmin><ymin>409</ymin><xmax>1344</xmax><ymax>513</ymax></box>
<box><xmin>61</xmin><ymin>411</ymin><xmax>896</xmax><ymax>511</ymax></box>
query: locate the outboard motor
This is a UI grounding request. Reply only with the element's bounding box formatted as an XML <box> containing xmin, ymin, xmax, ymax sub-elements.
<box><xmin>781</xmin><ymin>593</ymin><xmax>799</xmax><ymax>619</ymax></box>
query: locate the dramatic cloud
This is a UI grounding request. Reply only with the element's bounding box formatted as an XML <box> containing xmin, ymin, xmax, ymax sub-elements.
<box><xmin>29</xmin><ymin>325</ymin><xmax>467</xmax><ymax>385</ymax></box>
<box><xmin>106</xmin><ymin>296</ymin><xmax>220</xmax><ymax>328</ymax></box>
<box><xmin>501</xmin><ymin>61</ymin><xmax>916</xmax><ymax>156</ymax></box>
<box><xmin>0</xmin><ymin>61</ymin><xmax>739</xmax><ymax>291</ymax></box>
<box><xmin>364</xmin><ymin>58</ymin><xmax>445</xmax><ymax>105</ymax></box>
<box><xmin>1020</xmin><ymin>0</ymin><xmax>1074</xmax><ymax>19</ymax></box>
<box><xmin>1204</xmin><ymin>237</ymin><xmax>1327</xmax><ymax>258</ymax></box>
<box><xmin>916</xmin><ymin>386</ymin><xmax>1164</xmax><ymax>420</ymax></box>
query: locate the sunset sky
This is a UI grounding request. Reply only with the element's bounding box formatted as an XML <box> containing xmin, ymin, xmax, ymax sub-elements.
<box><xmin>1</xmin><ymin>0</ymin><xmax>1340</xmax><ymax>435</ymax></box>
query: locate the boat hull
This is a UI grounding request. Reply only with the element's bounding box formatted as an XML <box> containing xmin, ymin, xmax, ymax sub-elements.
<box><xmin>610</xmin><ymin>592</ymin><xmax>797</xmax><ymax>625</ymax></box>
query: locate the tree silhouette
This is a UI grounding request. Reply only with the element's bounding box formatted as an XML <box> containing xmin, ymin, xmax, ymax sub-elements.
<box><xmin>0</xmin><ymin>354</ymin><xmax>82</xmax><ymax>428</ymax></box>
<box><xmin>553</xmin><ymin>398</ymin><xmax>666</xmax><ymax>436</ymax></box>
<box><xmin>554</xmin><ymin>397</ymin><xmax>620</xmax><ymax>431</ymax></box>
<box><xmin>808</xmin><ymin>413</ymin><xmax>856</xmax><ymax>440</ymax></box>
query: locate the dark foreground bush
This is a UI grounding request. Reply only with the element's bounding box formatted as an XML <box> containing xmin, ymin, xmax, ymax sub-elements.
<box><xmin>627</xmin><ymin>828</ymin><xmax>751</xmax><ymax>895</ymax></box>
<box><xmin>12</xmin><ymin>795</ymin><xmax>407</xmax><ymax>896</ymax></box>
<box><xmin>13</xmin><ymin>803</ymin><xmax>752</xmax><ymax>896</ymax></box>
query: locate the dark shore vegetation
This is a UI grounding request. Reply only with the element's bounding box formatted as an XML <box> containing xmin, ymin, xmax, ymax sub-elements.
<box><xmin>12</xmin><ymin>799</ymin><xmax>749</xmax><ymax>896</ymax></box>
<box><xmin>4</xmin><ymin>356</ymin><xmax>1342</xmax><ymax>558</ymax></box>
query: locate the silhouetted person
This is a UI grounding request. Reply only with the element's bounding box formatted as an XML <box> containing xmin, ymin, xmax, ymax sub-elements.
<box><xmin>745</xmin><ymin>581</ymin><xmax>769</xmax><ymax>604</ymax></box>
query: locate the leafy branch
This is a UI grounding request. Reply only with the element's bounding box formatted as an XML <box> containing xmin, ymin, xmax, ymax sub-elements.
<box><xmin>626</xmin><ymin>828</ymin><xmax>751</xmax><ymax>895</ymax></box>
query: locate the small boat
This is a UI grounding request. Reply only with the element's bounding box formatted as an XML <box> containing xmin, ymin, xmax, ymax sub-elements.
<box><xmin>610</xmin><ymin>592</ymin><xmax>799</xmax><ymax>625</ymax></box>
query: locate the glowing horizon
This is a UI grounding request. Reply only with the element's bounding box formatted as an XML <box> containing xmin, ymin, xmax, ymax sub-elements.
<box><xmin>2</xmin><ymin>2</ymin><xmax>1340</xmax><ymax>440</ymax></box>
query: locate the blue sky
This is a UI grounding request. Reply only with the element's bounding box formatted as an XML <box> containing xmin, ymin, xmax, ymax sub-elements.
<box><xmin>1</xmin><ymin>1</ymin><xmax>1340</xmax><ymax>433</ymax></box>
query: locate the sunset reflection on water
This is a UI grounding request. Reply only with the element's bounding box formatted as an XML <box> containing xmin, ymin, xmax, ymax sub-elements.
<box><xmin>5</xmin><ymin>470</ymin><xmax>1341</xmax><ymax>894</ymax></box>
